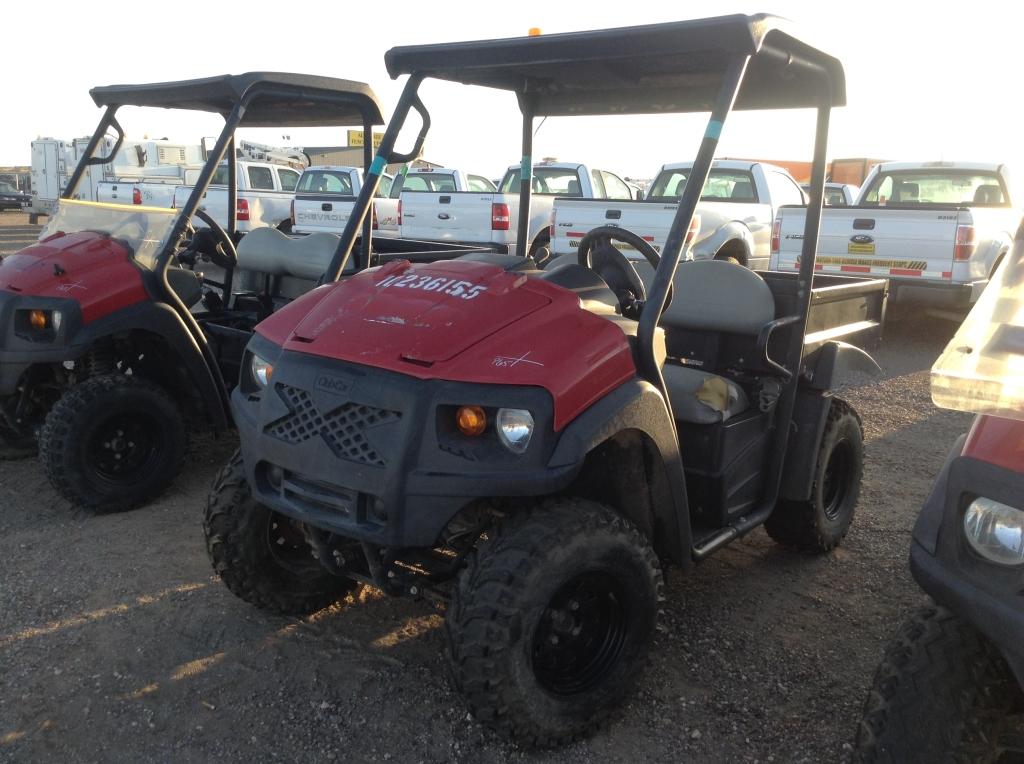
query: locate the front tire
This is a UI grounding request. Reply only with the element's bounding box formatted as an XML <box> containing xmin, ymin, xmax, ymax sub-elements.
<box><xmin>38</xmin><ymin>374</ymin><xmax>186</xmax><ymax>512</ymax></box>
<box><xmin>854</xmin><ymin>605</ymin><xmax>1024</xmax><ymax>762</ymax></box>
<box><xmin>766</xmin><ymin>397</ymin><xmax>863</xmax><ymax>552</ymax></box>
<box><xmin>204</xmin><ymin>452</ymin><xmax>357</xmax><ymax>616</ymax></box>
<box><xmin>446</xmin><ymin>498</ymin><xmax>662</xmax><ymax>746</ymax></box>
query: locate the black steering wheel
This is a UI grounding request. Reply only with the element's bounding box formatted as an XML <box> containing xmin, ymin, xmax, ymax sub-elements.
<box><xmin>188</xmin><ymin>208</ymin><xmax>238</xmax><ymax>270</ymax></box>
<box><xmin>577</xmin><ymin>225</ymin><xmax>669</xmax><ymax>318</ymax></box>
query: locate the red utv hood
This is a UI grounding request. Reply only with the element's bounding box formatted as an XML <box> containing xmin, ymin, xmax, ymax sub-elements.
<box><xmin>0</xmin><ymin>231</ymin><xmax>146</xmax><ymax>321</ymax></box>
<box><xmin>256</xmin><ymin>259</ymin><xmax>638</xmax><ymax>430</ymax></box>
<box><xmin>283</xmin><ymin>260</ymin><xmax>550</xmax><ymax>364</ymax></box>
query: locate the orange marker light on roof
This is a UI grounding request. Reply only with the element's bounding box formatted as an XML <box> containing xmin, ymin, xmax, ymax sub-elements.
<box><xmin>528</xmin><ymin>27</ymin><xmax>542</xmax><ymax>36</ymax></box>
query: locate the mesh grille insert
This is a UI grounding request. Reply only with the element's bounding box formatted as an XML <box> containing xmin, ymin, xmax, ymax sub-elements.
<box><xmin>264</xmin><ymin>384</ymin><xmax>401</xmax><ymax>467</ymax></box>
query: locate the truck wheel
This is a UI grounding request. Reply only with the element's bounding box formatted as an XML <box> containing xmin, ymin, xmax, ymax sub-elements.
<box><xmin>204</xmin><ymin>452</ymin><xmax>357</xmax><ymax>615</ymax></box>
<box><xmin>854</xmin><ymin>605</ymin><xmax>1024</xmax><ymax>762</ymax></box>
<box><xmin>38</xmin><ymin>374</ymin><xmax>186</xmax><ymax>512</ymax></box>
<box><xmin>765</xmin><ymin>398</ymin><xmax>863</xmax><ymax>552</ymax></box>
<box><xmin>446</xmin><ymin>498</ymin><xmax>663</xmax><ymax>746</ymax></box>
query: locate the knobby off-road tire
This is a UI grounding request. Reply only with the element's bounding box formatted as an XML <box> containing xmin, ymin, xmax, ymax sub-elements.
<box><xmin>38</xmin><ymin>374</ymin><xmax>186</xmax><ymax>512</ymax></box>
<box><xmin>446</xmin><ymin>498</ymin><xmax>663</xmax><ymax>746</ymax></box>
<box><xmin>854</xmin><ymin>605</ymin><xmax>1024</xmax><ymax>763</ymax></box>
<box><xmin>204</xmin><ymin>452</ymin><xmax>357</xmax><ymax>616</ymax></box>
<box><xmin>766</xmin><ymin>397</ymin><xmax>864</xmax><ymax>552</ymax></box>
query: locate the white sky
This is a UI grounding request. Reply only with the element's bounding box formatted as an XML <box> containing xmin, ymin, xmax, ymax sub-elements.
<box><xmin>2</xmin><ymin>1</ymin><xmax>1020</xmax><ymax>183</ymax></box>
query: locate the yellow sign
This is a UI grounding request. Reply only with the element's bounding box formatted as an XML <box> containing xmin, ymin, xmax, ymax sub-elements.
<box><xmin>847</xmin><ymin>242</ymin><xmax>876</xmax><ymax>255</ymax></box>
<box><xmin>347</xmin><ymin>130</ymin><xmax>384</xmax><ymax>149</ymax></box>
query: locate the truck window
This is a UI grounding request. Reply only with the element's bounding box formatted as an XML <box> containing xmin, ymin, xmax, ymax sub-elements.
<box><xmin>247</xmin><ymin>166</ymin><xmax>274</xmax><ymax>190</ymax></box>
<box><xmin>376</xmin><ymin>175</ymin><xmax>394</xmax><ymax>198</ymax></box>
<box><xmin>277</xmin><ymin>168</ymin><xmax>299</xmax><ymax>192</ymax></box>
<box><xmin>766</xmin><ymin>171</ymin><xmax>804</xmax><ymax>206</ymax></box>
<box><xmin>297</xmin><ymin>170</ymin><xmax>354</xmax><ymax>195</ymax></box>
<box><xmin>861</xmin><ymin>170</ymin><xmax>1008</xmax><ymax>207</ymax></box>
<box><xmin>394</xmin><ymin>173</ymin><xmax>458</xmax><ymax>193</ymax></box>
<box><xmin>590</xmin><ymin>170</ymin><xmax>606</xmax><ymax>198</ymax></box>
<box><xmin>500</xmin><ymin>167</ymin><xmax>584</xmax><ymax>196</ymax></box>
<box><xmin>601</xmin><ymin>171</ymin><xmax>633</xmax><ymax>200</ymax></box>
<box><xmin>648</xmin><ymin>168</ymin><xmax>758</xmax><ymax>202</ymax></box>
<box><xmin>468</xmin><ymin>175</ymin><xmax>497</xmax><ymax>192</ymax></box>
<box><xmin>210</xmin><ymin>165</ymin><xmax>234</xmax><ymax>185</ymax></box>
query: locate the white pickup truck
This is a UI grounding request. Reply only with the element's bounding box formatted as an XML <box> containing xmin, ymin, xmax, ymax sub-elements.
<box><xmin>96</xmin><ymin>166</ymin><xmax>203</xmax><ymax>209</ymax></box>
<box><xmin>290</xmin><ymin>165</ymin><xmax>394</xmax><ymax>236</ymax></box>
<box><xmin>398</xmin><ymin>161</ymin><xmax>631</xmax><ymax>255</ymax></box>
<box><xmin>172</xmin><ymin>160</ymin><xmax>302</xmax><ymax>233</ymax></box>
<box><xmin>771</xmin><ymin>161</ymin><xmax>1019</xmax><ymax>308</ymax></box>
<box><xmin>549</xmin><ymin>159</ymin><xmax>806</xmax><ymax>267</ymax></box>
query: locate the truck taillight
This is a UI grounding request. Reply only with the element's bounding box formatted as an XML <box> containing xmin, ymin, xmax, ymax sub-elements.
<box><xmin>397</xmin><ymin>199</ymin><xmax>402</xmax><ymax>227</ymax></box>
<box><xmin>290</xmin><ymin>199</ymin><xmax>295</xmax><ymax>226</ymax></box>
<box><xmin>492</xmin><ymin>202</ymin><xmax>511</xmax><ymax>231</ymax></box>
<box><xmin>954</xmin><ymin>224</ymin><xmax>976</xmax><ymax>261</ymax></box>
<box><xmin>685</xmin><ymin>215</ymin><xmax>701</xmax><ymax>247</ymax></box>
<box><xmin>372</xmin><ymin>204</ymin><xmax>379</xmax><ymax>230</ymax></box>
<box><xmin>549</xmin><ymin>207</ymin><xmax>556</xmax><ymax>239</ymax></box>
<box><xmin>770</xmin><ymin>217</ymin><xmax>782</xmax><ymax>254</ymax></box>
<box><xmin>237</xmin><ymin>198</ymin><xmax>250</xmax><ymax>222</ymax></box>
<box><xmin>132</xmin><ymin>187</ymin><xmax>142</xmax><ymax>205</ymax></box>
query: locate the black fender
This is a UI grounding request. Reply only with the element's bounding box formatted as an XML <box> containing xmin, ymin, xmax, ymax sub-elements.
<box><xmin>549</xmin><ymin>378</ymin><xmax>692</xmax><ymax>568</ymax></box>
<box><xmin>803</xmin><ymin>340</ymin><xmax>882</xmax><ymax>392</ymax></box>
<box><xmin>66</xmin><ymin>301</ymin><xmax>230</xmax><ymax>429</ymax></box>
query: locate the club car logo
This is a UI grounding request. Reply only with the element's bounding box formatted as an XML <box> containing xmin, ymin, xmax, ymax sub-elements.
<box><xmin>315</xmin><ymin>375</ymin><xmax>352</xmax><ymax>396</ymax></box>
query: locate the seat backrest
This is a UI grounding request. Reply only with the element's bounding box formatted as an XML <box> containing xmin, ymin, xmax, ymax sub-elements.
<box><xmin>730</xmin><ymin>180</ymin><xmax>755</xmax><ymax>200</ymax></box>
<box><xmin>567</xmin><ymin>179</ymin><xmax>581</xmax><ymax>196</ymax></box>
<box><xmin>973</xmin><ymin>184</ymin><xmax>1001</xmax><ymax>204</ymax></box>
<box><xmin>545</xmin><ymin>254</ymin><xmax>775</xmax><ymax>336</ymax></box>
<box><xmin>894</xmin><ymin>182</ymin><xmax>919</xmax><ymax>202</ymax></box>
<box><xmin>235</xmin><ymin>227</ymin><xmax>344</xmax><ymax>281</ymax></box>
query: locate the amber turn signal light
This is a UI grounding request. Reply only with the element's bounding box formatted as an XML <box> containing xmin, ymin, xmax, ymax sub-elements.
<box><xmin>29</xmin><ymin>310</ymin><xmax>48</xmax><ymax>330</ymax></box>
<box><xmin>456</xmin><ymin>405</ymin><xmax>487</xmax><ymax>436</ymax></box>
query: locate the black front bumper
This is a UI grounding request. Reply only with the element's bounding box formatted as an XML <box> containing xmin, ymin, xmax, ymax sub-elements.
<box><xmin>233</xmin><ymin>340</ymin><xmax>573</xmax><ymax>548</ymax></box>
<box><xmin>910</xmin><ymin>442</ymin><xmax>1024</xmax><ymax>688</ymax></box>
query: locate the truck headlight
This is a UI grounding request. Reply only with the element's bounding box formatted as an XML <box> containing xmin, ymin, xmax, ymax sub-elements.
<box><xmin>496</xmin><ymin>408</ymin><xmax>534</xmax><ymax>454</ymax></box>
<box><xmin>250</xmin><ymin>353</ymin><xmax>274</xmax><ymax>388</ymax></box>
<box><xmin>963</xmin><ymin>497</ymin><xmax>1024</xmax><ymax>566</ymax></box>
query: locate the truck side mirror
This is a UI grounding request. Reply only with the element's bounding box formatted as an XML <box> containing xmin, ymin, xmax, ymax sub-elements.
<box><xmin>635</xmin><ymin>189</ymin><xmax>645</xmax><ymax>201</ymax></box>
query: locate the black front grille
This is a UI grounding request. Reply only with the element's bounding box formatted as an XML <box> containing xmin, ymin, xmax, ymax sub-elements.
<box><xmin>265</xmin><ymin>384</ymin><xmax>401</xmax><ymax>467</ymax></box>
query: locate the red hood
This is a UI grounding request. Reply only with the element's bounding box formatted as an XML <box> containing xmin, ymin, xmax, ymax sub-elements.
<box><xmin>278</xmin><ymin>260</ymin><xmax>550</xmax><ymax>364</ymax></box>
<box><xmin>964</xmin><ymin>415</ymin><xmax>1024</xmax><ymax>473</ymax></box>
<box><xmin>0</xmin><ymin>231</ymin><xmax>147</xmax><ymax>322</ymax></box>
<box><xmin>255</xmin><ymin>259</ymin><xmax>638</xmax><ymax>430</ymax></box>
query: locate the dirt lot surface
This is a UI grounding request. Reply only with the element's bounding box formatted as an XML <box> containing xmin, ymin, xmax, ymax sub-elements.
<box><xmin>0</xmin><ymin>212</ymin><xmax>973</xmax><ymax>762</ymax></box>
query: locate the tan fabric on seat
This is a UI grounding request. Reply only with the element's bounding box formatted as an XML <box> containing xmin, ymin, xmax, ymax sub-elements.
<box><xmin>662</xmin><ymin>363</ymin><xmax>749</xmax><ymax>424</ymax></box>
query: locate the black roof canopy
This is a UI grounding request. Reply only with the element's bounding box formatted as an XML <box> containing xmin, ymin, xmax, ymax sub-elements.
<box><xmin>385</xmin><ymin>14</ymin><xmax>844</xmax><ymax>116</ymax></box>
<box><xmin>90</xmin><ymin>72</ymin><xmax>385</xmax><ymax>127</ymax></box>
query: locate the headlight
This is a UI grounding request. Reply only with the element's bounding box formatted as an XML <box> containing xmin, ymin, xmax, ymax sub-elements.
<box><xmin>28</xmin><ymin>309</ymin><xmax>61</xmax><ymax>331</ymax></box>
<box><xmin>250</xmin><ymin>353</ymin><xmax>274</xmax><ymax>388</ymax></box>
<box><xmin>496</xmin><ymin>408</ymin><xmax>534</xmax><ymax>454</ymax></box>
<box><xmin>963</xmin><ymin>497</ymin><xmax>1024</xmax><ymax>566</ymax></box>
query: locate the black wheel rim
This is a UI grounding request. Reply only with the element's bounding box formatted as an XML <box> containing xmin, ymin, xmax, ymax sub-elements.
<box><xmin>532</xmin><ymin>571</ymin><xmax>630</xmax><ymax>696</ymax></box>
<box><xmin>822</xmin><ymin>439</ymin><xmax>854</xmax><ymax>521</ymax></box>
<box><xmin>266</xmin><ymin>512</ymin><xmax>316</xmax><ymax>574</ymax></box>
<box><xmin>87</xmin><ymin>413</ymin><xmax>162</xmax><ymax>484</ymax></box>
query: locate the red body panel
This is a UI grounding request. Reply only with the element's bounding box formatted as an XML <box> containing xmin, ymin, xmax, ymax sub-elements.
<box><xmin>255</xmin><ymin>260</ymin><xmax>637</xmax><ymax>430</ymax></box>
<box><xmin>0</xmin><ymin>232</ymin><xmax>148</xmax><ymax>323</ymax></box>
<box><xmin>963</xmin><ymin>415</ymin><xmax>1024</xmax><ymax>474</ymax></box>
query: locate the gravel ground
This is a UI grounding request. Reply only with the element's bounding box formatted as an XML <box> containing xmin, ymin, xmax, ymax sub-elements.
<box><xmin>0</xmin><ymin>213</ymin><xmax>973</xmax><ymax>762</ymax></box>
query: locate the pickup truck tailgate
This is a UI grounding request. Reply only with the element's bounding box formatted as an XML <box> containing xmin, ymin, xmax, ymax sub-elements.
<box><xmin>552</xmin><ymin>199</ymin><xmax>667</xmax><ymax>254</ymax></box>
<box><xmin>293</xmin><ymin>194</ymin><xmax>355</xmax><ymax>234</ymax></box>
<box><xmin>400</xmin><ymin>193</ymin><xmax>495</xmax><ymax>243</ymax></box>
<box><xmin>777</xmin><ymin>206</ymin><xmax>961</xmax><ymax>281</ymax></box>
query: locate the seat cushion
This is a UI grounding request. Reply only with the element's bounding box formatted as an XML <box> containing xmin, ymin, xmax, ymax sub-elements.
<box><xmin>167</xmin><ymin>267</ymin><xmax>203</xmax><ymax>308</ymax></box>
<box><xmin>662</xmin><ymin>363</ymin><xmax>749</xmax><ymax>424</ymax></box>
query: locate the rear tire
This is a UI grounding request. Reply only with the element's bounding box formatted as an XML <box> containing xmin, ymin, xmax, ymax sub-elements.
<box><xmin>204</xmin><ymin>452</ymin><xmax>357</xmax><ymax>616</ymax></box>
<box><xmin>446</xmin><ymin>498</ymin><xmax>662</xmax><ymax>746</ymax></box>
<box><xmin>39</xmin><ymin>374</ymin><xmax>186</xmax><ymax>512</ymax></box>
<box><xmin>766</xmin><ymin>398</ymin><xmax>863</xmax><ymax>552</ymax></box>
<box><xmin>854</xmin><ymin>605</ymin><xmax>1024</xmax><ymax>762</ymax></box>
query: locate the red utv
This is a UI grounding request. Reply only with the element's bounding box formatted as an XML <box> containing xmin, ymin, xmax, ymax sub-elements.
<box><xmin>0</xmin><ymin>73</ymin><xmax>476</xmax><ymax>511</ymax></box>
<box><xmin>205</xmin><ymin>15</ymin><xmax>886</xmax><ymax>744</ymax></box>
<box><xmin>855</xmin><ymin>225</ymin><xmax>1024</xmax><ymax>761</ymax></box>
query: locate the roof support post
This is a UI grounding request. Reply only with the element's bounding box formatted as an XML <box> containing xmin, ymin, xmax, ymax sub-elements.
<box><xmin>516</xmin><ymin>99</ymin><xmax>535</xmax><ymax>258</ymax></box>
<box><xmin>637</xmin><ymin>54</ymin><xmax>750</xmax><ymax>407</ymax></box>
<box><xmin>64</xmin><ymin>106</ymin><xmax>122</xmax><ymax>200</ymax></box>
<box><xmin>359</xmin><ymin>118</ymin><xmax>374</xmax><ymax>269</ymax></box>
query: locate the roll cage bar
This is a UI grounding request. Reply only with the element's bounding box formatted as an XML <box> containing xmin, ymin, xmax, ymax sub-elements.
<box><xmin>321</xmin><ymin>13</ymin><xmax>845</xmax><ymax>524</ymax></box>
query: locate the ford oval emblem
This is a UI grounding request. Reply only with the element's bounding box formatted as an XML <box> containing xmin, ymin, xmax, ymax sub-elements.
<box><xmin>850</xmin><ymin>234</ymin><xmax>874</xmax><ymax>244</ymax></box>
